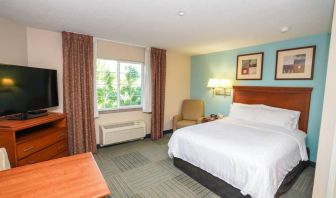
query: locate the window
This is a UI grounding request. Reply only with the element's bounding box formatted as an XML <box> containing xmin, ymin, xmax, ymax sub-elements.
<box><xmin>96</xmin><ymin>59</ymin><xmax>142</xmax><ymax>111</ymax></box>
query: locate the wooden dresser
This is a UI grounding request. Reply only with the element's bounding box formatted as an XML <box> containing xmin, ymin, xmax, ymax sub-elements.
<box><xmin>0</xmin><ymin>153</ymin><xmax>111</xmax><ymax>198</ymax></box>
<box><xmin>0</xmin><ymin>112</ymin><xmax>68</xmax><ymax>167</ymax></box>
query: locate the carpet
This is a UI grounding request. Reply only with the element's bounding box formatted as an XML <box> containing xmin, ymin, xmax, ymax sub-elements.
<box><xmin>94</xmin><ymin>134</ymin><xmax>314</xmax><ymax>198</ymax></box>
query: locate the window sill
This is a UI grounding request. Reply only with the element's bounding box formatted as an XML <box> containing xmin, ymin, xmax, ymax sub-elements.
<box><xmin>98</xmin><ymin>108</ymin><xmax>142</xmax><ymax>114</ymax></box>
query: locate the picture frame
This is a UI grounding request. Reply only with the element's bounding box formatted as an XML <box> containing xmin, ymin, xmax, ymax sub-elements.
<box><xmin>236</xmin><ymin>52</ymin><xmax>264</xmax><ymax>80</ymax></box>
<box><xmin>275</xmin><ymin>46</ymin><xmax>316</xmax><ymax>80</ymax></box>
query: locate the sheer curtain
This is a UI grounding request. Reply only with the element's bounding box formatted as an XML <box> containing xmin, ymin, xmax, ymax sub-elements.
<box><xmin>93</xmin><ymin>38</ymin><xmax>99</xmax><ymax>118</ymax></box>
<box><xmin>142</xmin><ymin>47</ymin><xmax>152</xmax><ymax>113</ymax></box>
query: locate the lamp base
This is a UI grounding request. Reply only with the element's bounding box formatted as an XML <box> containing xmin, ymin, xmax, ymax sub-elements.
<box><xmin>215</xmin><ymin>88</ymin><xmax>231</xmax><ymax>96</ymax></box>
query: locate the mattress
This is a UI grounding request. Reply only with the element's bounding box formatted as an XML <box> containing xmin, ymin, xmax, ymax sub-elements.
<box><xmin>168</xmin><ymin>118</ymin><xmax>308</xmax><ymax>198</ymax></box>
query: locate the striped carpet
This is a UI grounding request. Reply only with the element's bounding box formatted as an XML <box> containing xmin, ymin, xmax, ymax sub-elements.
<box><xmin>94</xmin><ymin>134</ymin><xmax>314</xmax><ymax>198</ymax></box>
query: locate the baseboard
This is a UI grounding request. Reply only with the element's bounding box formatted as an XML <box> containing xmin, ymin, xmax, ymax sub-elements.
<box><xmin>308</xmin><ymin>161</ymin><xmax>316</xmax><ymax>168</ymax></box>
<box><xmin>96</xmin><ymin>136</ymin><xmax>148</xmax><ymax>148</ymax></box>
<box><xmin>306</xmin><ymin>147</ymin><xmax>316</xmax><ymax>168</ymax></box>
<box><xmin>163</xmin><ymin>129</ymin><xmax>173</xmax><ymax>134</ymax></box>
<box><xmin>144</xmin><ymin>129</ymin><xmax>173</xmax><ymax>139</ymax></box>
<box><xmin>97</xmin><ymin>129</ymin><xmax>173</xmax><ymax>148</ymax></box>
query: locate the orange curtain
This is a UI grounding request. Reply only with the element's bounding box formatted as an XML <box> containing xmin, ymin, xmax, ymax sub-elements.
<box><xmin>150</xmin><ymin>48</ymin><xmax>167</xmax><ymax>140</ymax></box>
<box><xmin>62</xmin><ymin>31</ymin><xmax>97</xmax><ymax>154</ymax></box>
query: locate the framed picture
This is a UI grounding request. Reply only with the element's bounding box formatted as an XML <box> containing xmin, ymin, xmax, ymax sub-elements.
<box><xmin>236</xmin><ymin>52</ymin><xmax>264</xmax><ymax>80</ymax></box>
<box><xmin>275</xmin><ymin>46</ymin><xmax>316</xmax><ymax>80</ymax></box>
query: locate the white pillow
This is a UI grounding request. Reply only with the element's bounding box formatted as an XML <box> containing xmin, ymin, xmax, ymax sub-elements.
<box><xmin>232</xmin><ymin>102</ymin><xmax>262</xmax><ymax>107</ymax></box>
<box><xmin>229</xmin><ymin>103</ymin><xmax>259</xmax><ymax>122</ymax></box>
<box><xmin>256</xmin><ymin>105</ymin><xmax>300</xmax><ymax>130</ymax></box>
<box><xmin>259</xmin><ymin>105</ymin><xmax>300</xmax><ymax>130</ymax></box>
<box><xmin>229</xmin><ymin>103</ymin><xmax>300</xmax><ymax>131</ymax></box>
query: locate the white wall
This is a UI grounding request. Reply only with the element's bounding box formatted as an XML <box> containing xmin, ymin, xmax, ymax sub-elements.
<box><xmin>0</xmin><ymin>18</ymin><xmax>27</xmax><ymax>65</ymax></box>
<box><xmin>0</xmin><ymin>19</ymin><xmax>63</xmax><ymax>113</ymax></box>
<box><xmin>327</xmin><ymin>126</ymin><xmax>336</xmax><ymax>197</ymax></box>
<box><xmin>164</xmin><ymin>51</ymin><xmax>191</xmax><ymax>130</ymax></box>
<box><xmin>26</xmin><ymin>27</ymin><xmax>63</xmax><ymax>112</ymax></box>
<box><xmin>312</xmin><ymin>3</ymin><xmax>336</xmax><ymax>197</ymax></box>
<box><xmin>94</xmin><ymin>39</ymin><xmax>191</xmax><ymax>142</ymax></box>
<box><xmin>0</xmin><ymin>17</ymin><xmax>191</xmax><ymax>143</ymax></box>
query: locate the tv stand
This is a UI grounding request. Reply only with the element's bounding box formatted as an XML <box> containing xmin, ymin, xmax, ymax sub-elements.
<box><xmin>0</xmin><ymin>112</ymin><xmax>68</xmax><ymax>167</ymax></box>
<box><xmin>29</xmin><ymin>109</ymin><xmax>48</xmax><ymax>115</ymax></box>
<box><xmin>6</xmin><ymin>110</ymin><xmax>48</xmax><ymax>120</ymax></box>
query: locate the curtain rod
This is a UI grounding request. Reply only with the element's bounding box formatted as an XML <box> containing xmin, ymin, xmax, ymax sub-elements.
<box><xmin>62</xmin><ymin>30</ymin><xmax>148</xmax><ymax>48</ymax></box>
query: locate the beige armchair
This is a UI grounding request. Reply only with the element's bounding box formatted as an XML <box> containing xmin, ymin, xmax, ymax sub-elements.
<box><xmin>173</xmin><ymin>99</ymin><xmax>205</xmax><ymax>131</ymax></box>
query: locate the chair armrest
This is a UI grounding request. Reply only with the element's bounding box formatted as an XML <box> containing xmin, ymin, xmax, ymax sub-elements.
<box><xmin>197</xmin><ymin>117</ymin><xmax>205</xmax><ymax>124</ymax></box>
<box><xmin>173</xmin><ymin>114</ymin><xmax>182</xmax><ymax>131</ymax></box>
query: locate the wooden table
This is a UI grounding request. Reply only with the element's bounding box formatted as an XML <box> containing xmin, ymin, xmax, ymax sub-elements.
<box><xmin>0</xmin><ymin>152</ymin><xmax>111</xmax><ymax>198</ymax></box>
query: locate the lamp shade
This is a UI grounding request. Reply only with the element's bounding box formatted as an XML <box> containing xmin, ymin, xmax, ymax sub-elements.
<box><xmin>207</xmin><ymin>78</ymin><xmax>232</xmax><ymax>88</ymax></box>
<box><xmin>1</xmin><ymin>78</ymin><xmax>14</xmax><ymax>87</ymax></box>
<box><xmin>207</xmin><ymin>78</ymin><xmax>219</xmax><ymax>88</ymax></box>
<box><xmin>218</xmin><ymin>79</ymin><xmax>232</xmax><ymax>88</ymax></box>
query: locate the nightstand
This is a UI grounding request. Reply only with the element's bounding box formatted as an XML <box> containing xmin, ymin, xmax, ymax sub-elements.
<box><xmin>202</xmin><ymin>116</ymin><xmax>217</xmax><ymax>123</ymax></box>
<box><xmin>202</xmin><ymin>115</ymin><xmax>225</xmax><ymax>123</ymax></box>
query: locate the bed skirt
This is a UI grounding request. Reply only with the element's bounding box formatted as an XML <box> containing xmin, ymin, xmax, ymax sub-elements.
<box><xmin>173</xmin><ymin>157</ymin><xmax>309</xmax><ymax>198</ymax></box>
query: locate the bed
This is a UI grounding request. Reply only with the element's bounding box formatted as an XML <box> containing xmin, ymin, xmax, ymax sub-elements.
<box><xmin>168</xmin><ymin>86</ymin><xmax>313</xmax><ymax>198</ymax></box>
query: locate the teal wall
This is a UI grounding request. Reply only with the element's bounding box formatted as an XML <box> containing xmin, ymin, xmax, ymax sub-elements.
<box><xmin>191</xmin><ymin>33</ymin><xmax>330</xmax><ymax>162</ymax></box>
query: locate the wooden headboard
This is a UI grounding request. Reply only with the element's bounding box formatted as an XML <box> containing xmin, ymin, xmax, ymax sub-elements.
<box><xmin>232</xmin><ymin>86</ymin><xmax>313</xmax><ymax>132</ymax></box>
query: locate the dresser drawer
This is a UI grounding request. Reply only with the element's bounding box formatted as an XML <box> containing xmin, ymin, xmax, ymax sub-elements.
<box><xmin>17</xmin><ymin>139</ymin><xmax>68</xmax><ymax>166</ymax></box>
<box><xmin>16</xmin><ymin>128</ymin><xmax>67</xmax><ymax>159</ymax></box>
<box><xmin>51</xmin><ymin>150</ymin><xmax>69</xmax><ymax>160</ymax></box>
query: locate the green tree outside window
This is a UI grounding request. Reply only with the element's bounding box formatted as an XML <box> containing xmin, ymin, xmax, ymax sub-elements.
<box><xmin>96</xmin><ymin>59</ymin><xmax>142</xmax><ymax>110</ymax></box>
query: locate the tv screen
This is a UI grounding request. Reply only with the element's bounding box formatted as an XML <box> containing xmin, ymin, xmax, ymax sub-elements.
<box><xmin>0</xmin><ymin>64</ymin><xmax>59</xmax><ymax>116</ymax></box>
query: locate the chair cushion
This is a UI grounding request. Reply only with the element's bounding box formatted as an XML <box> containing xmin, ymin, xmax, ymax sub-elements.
<box><xmin>176</xmin><ymin>120</ymin><xmax>197</xmax><ymax>129</ymax></box>
<box><xmin>182</xmin><ymin>100</ymin><xmax>204</xmax><ymax>121</ymax></box>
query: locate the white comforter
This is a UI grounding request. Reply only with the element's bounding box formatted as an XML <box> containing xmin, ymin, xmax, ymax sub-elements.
<box><xmin>168</xmin><ymin>118</ymin><xmax>308</xmax><ymax>198</ymax></box>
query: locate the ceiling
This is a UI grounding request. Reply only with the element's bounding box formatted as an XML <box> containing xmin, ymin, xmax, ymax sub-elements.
<box><xmin>0</xmin><ymin>0</ymin><xmax>333</xmax><ymax>55</ymax></box>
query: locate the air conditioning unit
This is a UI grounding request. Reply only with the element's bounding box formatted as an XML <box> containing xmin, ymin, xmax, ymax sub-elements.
<box><xmin>99</xmin><ymin>120</ymin><xmax>146</xmax><ymax>147</ymax></box>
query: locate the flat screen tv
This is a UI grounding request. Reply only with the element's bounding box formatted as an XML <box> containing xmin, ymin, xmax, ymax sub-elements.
<box><xmin>0</xmin><ymin>64</ymin><xmax>59</xmax><ymax>117</ymax></box>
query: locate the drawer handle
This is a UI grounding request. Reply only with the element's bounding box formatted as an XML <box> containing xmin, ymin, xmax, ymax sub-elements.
<box><xmin>23</xmin><ymin>146</ymin><xmax>34</xmax><ymax>152</ymax></box>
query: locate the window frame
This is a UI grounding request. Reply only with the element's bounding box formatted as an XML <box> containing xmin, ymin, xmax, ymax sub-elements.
<box><xmin>96</xmin><ymin>58</ymin><xmax>144</xmax><ymax>112</ymax></box>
